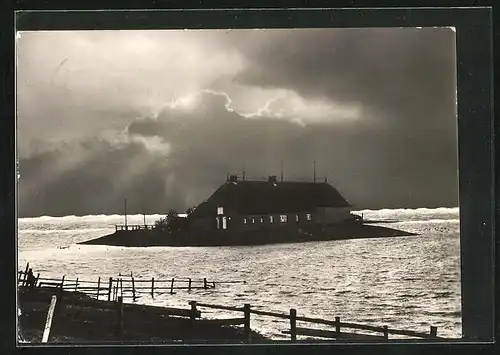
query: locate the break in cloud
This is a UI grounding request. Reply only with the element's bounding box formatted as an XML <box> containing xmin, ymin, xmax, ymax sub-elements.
<box><xmin>16</xmin><ymin>28</ymin><xmax>458</xmax><ymax>217</ymax></box>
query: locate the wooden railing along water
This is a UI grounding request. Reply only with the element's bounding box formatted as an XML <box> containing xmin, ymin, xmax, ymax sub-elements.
<box><xmin>18</xmin><ymin>263</ymin><xmax>442</xmax><ymax>342</ymax></box>
<box><xmin>18</xmin><ymin>263</ymin><xmax>240</xmax><ymax>302</ymax></box>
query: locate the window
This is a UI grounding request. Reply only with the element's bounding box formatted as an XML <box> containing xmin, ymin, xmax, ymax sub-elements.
<box><xmin>280</xmin><ymin>215</ymin><xmax>288</xmax><ymax>223</ymax></box>
<box><xmin>243</xmin><ymin>217</ymin><xmax>247</xmax><ymax>224</ymax></box>
<box><xmin>252</xmin><ymin>218</ymin><xmax>255</xmax><ymax>224</ymax></box>
<box><xmin>306</xmin><ymin>213</ymin><xmax>312</xmax><ymax>221</ymax></box>
<box><xmin>260</xmin><ymin>217</ymin><xmax>264</xmax><ymax>223</ymax></box>
<box><xmin>296</xmin><ymin>215</ymin><xmax>299</xmax><ymax>222</ymax></box>
<box><xmin>270</xmin><ymin>216</ymin><xmax>274</xmax><ymax>224</ymax></box>
<box><xmin>217</xmin><ymin>207</ymin><xmax>224</xmax><ymax>215</ymax></box>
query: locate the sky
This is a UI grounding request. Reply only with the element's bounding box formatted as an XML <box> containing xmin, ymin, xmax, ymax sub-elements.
<box><xmin>16</xmin><ymin>28</ymin><xmax>458</xmax><ymax>217</ymax></box>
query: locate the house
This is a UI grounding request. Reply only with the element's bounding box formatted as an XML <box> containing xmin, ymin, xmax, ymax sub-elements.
<box><xmin>187</xmin><ymin>175</ymin><xmax>355</xmax><ymax>232</ymax></box>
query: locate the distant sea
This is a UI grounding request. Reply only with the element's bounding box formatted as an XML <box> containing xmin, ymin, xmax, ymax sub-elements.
<box><xmin>18</xmin><ymin>207</ymin><xmax>461</xmax><ymax>340</ymax></box>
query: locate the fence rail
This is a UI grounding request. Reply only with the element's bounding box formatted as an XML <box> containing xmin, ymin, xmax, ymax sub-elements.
<box><xmin>189</xmin><ymin>301</ymin><xmax>442</xmax><ymax>341</ymax></box>
<box><xmin>17</xmin><ymin>263</ymin><xmax>240</xmax><ymax>303</ymax></box>
<box><xmin>18</xmin><ymin>263</ymin><xmax>443</xmax><ymax>342</ymax></box>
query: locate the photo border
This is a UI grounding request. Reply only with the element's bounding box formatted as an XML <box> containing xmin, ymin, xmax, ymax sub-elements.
<box><xmin>1</xmin><ymin>4</ymin><xmax>496</xmax><ymax>355</ymax></box>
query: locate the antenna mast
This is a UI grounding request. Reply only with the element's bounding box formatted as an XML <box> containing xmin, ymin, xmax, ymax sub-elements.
<box><xmin>280</xmin><ymin>158</ymin><xmax>284</xmax><ymax>182</ymax></box>
<box><xmin>124</xmin><ymin>197</ymin><xmax>128</xmax><ymax>228</ymax></box>
<box><xmin>142</xmin><ymin>203</ymin><xmax>146</xmax><ymax>226</ymax></box>
<box><xmin>313</xmin><ymin>160</ymin><xmax>316</xmax><ymax>183</ymax></box>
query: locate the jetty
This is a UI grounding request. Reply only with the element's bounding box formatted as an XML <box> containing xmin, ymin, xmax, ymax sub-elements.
<box><xmin>18</xmin><ymin>264</ymin><xmax>443</xmax><ymax>344</ymax></box>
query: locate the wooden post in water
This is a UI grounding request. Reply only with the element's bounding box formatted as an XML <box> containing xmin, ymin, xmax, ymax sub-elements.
<box><xmin>188</xmin><ymin>278</ymin><xmax>192</xmax><ymax>291</ymax></box>
<box><xmin>117</xmin><ymin>296</ymin><xmax>123</xmax><ymax>338</ymax></box>
<box><xmin>430</xmin><ymin>326</ymin><xmax>437</xmax><ymax>337</ymax></box>
<box><xmin>203</xmin><ymin>278</ymin><xmax>207</xmax><ymax>289</ymax></box>
<box><xmin>35</xmin><ymin>273</ymin><xmax>40</xmax><ymax>288</ymax></box>
<box><xmin>243</xmin><ymin>304</ymin><xmax>251</xmax><ymax>343</ymax></box>
<box><xmin>212</xmin><ymin>281</ymin><xmax>215</xmax><ymax>288</ymax></box>
<box><xmin>124</xmin><ymin>197</ymin><xmax>128</xmax><ymax>230</ymax></box>
<box><xmin>41</xmin><ymin>295</ymin><xmax>58</xmax><ymax>343</ymax></box>
<box><xmin>335</xmin><ymin>317</ymin><xmax>341</xmax><ymax>337</ymax></box>
<box><xmin>131</xmin><ymin>277</ymin><xmax>136</xmax><ymax>301</ymax></box>
<box><xmin>75</xmin><ymin>278</ymin><xmax>79</xmax><ymax>291</ymax></box>
<box><xmin>108</xmin><ymin>277</ymin><xmax>113</xmax><ymax>301</ymax></box>
<box><xmin>383</xmin><ymin>325</ymin><xmax>389</xmax><ymax>340</ymax></box>
<box><xmin>170</xmin><ymin>278</ymin><xmax>175</xmax><ymax>294</ymax></box>
<box><xmin>96</xmin><ymin>277</ymin><xmax>101</xmax><ymax>300</ymax></box>
<box><xmin>60</xmin><ymin>275</ymin><xmax>65</xmax><ymax>289</ymax></box>
<box><xmin>151</xmin><ymin>277</ymin><xmax>154</xmax><ymax>298</ymax></box>
<box><xmin>290</xmin><ymin>308</ymin><xmax>297</xmax><ymax>342</ymax></box>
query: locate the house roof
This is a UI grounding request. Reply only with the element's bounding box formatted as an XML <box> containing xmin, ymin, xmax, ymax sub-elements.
<box><xmin>189</xmin><ymin>180</ymin><xmax>352</xmax><ymax>217</ymax></box>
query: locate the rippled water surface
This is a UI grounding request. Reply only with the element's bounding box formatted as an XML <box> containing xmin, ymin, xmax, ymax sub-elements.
<box><xmin>18</xmin><ymin>208</ymin><xmax>461</xmax><ymax>340</ymax></box>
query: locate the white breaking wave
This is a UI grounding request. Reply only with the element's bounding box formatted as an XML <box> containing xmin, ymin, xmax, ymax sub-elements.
<box><xmin>354</xmin><ymin>207</ymin><xmax>459</xmax><ymax>214</ymax></box>
<box><xmin>352</xmin><ymin>207</ymin><xmax>459</xmax><ymax>222</ymax></box>
<box><xmin>20</xmin><ymin>208</ymin><xmax>460</xmax><ymax>222</ymax></box>
<box><xmin>19</xmin><ymin>214</ymin><xmax>166</xmax><ymax>223</ymax></box>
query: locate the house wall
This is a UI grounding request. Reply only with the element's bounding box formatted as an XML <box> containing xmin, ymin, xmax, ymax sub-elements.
<box><xmin>313</xmin><ymin>207</ymin><xmax>352</xmax><ymax>224</ymax></box>
<box><xmin>190</xmin><ymin>208</ymin><xmax>350</xmax><ymax>232</ymax></box>
<box><xmin>240</xmin><ymin>212</ymin><xmax>314</xmax><ymax>230</ymax></box>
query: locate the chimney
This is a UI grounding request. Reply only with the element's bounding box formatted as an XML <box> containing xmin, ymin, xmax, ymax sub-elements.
<box><xmin>268</xmin><ymin>175</ymin><xmax>278</xmax><ymax>183</ymax></box>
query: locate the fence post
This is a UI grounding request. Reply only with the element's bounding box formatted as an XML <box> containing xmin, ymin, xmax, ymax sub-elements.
<box><xmin>170</xmin><ymin>278</ymin><xmax>175</xmax><ymax>294</ymax></box>
<box><xmin>117</xmin><ymin>296</ymin><xmax>123</xmax><ymax>338</ymax></box>
<box><xmin>35</xmin><ymin>273</ymin><xmax>40</xmax><ymax>288</ymax></box>
<box><xmin>430</xmin><ymin>326</ymin><xmax>437</xmax><ymax>337</ymax></box>
<box><xmin>108</xmin><ymin>277</ymin><xmax>113</xmax><ymax>301</ymax></box>
<box><xmin>383</xmin><ymin>325</ymin><xmax>389</xmax><ymax>340</ymax></box>
<box><xmin>22</xmin><ymin>263</ymin><xmax>29</xmax><ymax>286</ymax></box>
<box><xmin>96</xmin><ymin>277</ymin><xmax>101</xmax><ymax>300</ymax></box>
<box><xmin>119</xmin><ymin>278</ymin><xmax>123</xmax><ymax>298</ymax></box>
<box><xmin>189</xmin><ymin>301</ymin><xmax>198</xmax><ymax>322</ymax></box>
<box><xmin>75</xmin><ymin>278</ymin><xmax>79</xmax><ymax>291</ymax></box>
<box><xmin>243</xmin><ymin>304</ymin><xmax>251</xmax><ymax>343</ymax></box>
<box><xmin>188</xmin><ymin>278</ymin><xmax>192</xmax><ymax>291</ymax></box>
<box><xmin>132</xmin><ymin>277</ymin><xmax>136</xmax><ymax>301</ymax></box>
<box><xmin>290</xmin><ymin>308</ymin><xmax>297</xmax><ymax>342</ymax></box>
<box><xmin>151</xmin><ymin>277</ymin><xmax>154</xmax><ymax>298</ymax></box>
<box><xmin>335</xmin><ymin>316</ymin><xmax>341</xmax><ymax>337</ymax></box>
<box><xmin>41</xmin><ymin>295</ymin><xmax>58</xmax><ymax>343</ymax></box>
<box><xmin>203</xmin><ymin>278</ymin><xmax>207</xmax><ymax>289</ymax></box>
<box><xmin>27</xmin><ymin>268</ymin><xmax>33</xmax><ymax>287</ymax></box>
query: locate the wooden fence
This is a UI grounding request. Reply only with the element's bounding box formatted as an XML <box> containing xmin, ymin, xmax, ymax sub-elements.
<box><xmin>17</xmin><ymin>263</ymin><xmax>243</xmax><ymax>302</ymax></box>
<box><xmin>188</xmin><ymin>301</ymin><xmax>442</xmax><ymax>341</ymax></box>
<box><xmin>18</xmin><ymin>263</ymin><xmax>442</xmax><ymax>342</ymax></box>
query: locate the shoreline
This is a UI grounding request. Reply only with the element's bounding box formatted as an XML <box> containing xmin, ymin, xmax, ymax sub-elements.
<box><xmin>79</xmin><ymin>224</ymin><xmax>417</xmax><ymax>247</ymax></box>
<box><xmin>18</xmin><ymin>287</ymin><xmax>267</xmax><ymax>344</ymax></box>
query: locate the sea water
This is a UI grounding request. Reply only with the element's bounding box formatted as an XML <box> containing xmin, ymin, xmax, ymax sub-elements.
<box><xmin>18</xmin><ymin>208</ymin><xmax>461</xmax><ymax>340</ymax></box>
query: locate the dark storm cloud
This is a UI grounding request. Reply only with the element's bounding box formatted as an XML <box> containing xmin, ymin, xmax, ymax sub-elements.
<box><xmin>18</xmin><ymin>90</ymin><xmax>458</xmax><ymax>217</ymax></box>
<box><xmin>235</xmin><ymin>28</ymin><xmax>457</xmax><ymax>131</ymax></box>
<box><xmin>17</xmin><ymin>29</ymin><xmax>458</xmax><ymax>217</ymax></box>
